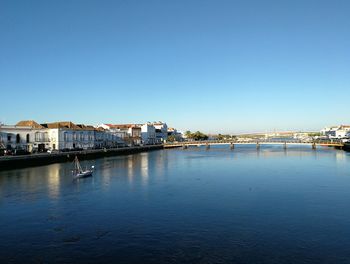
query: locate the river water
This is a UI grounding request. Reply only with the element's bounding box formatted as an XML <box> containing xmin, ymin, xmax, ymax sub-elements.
<box><xmin>1</xmin><ymin>145</ymin><xmax>350</xmax><ymax>263</ymax></box>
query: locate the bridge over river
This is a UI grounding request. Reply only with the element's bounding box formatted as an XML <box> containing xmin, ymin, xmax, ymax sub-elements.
<box><xmin>164</xmin><ymin>140</ymin><xmax>344</xmax><ymax>150</ymax></box>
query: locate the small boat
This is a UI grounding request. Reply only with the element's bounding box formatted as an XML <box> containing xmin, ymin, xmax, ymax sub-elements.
<box><xmin>72</xmin><ymin>156</ymin><xmax>94</xmax><ymax>178</ymax></box>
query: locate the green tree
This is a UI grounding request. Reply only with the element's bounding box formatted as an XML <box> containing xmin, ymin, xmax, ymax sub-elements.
<box><xmin>185</xmin><ymin>130</ymin><xmax>192</xmax><ymax>137</ymax></box>
<box><xmin>217</xmin><ymin>134</ymin><xmax>224</xmax><ymax>140</ymax></box>
<box><xmin>167</xmin><ymin>135</ymin><xmax>176</xmax><ymax>142</ymax></box>
<box><xmin>308</xmin><ymin>132</ymin><xmax>321</xmax><ymax>137</ymax></box>
<box><xmin>192</xmin><ymin>131</ymin><xmax>208</xmax><ymax>141</ymax></box>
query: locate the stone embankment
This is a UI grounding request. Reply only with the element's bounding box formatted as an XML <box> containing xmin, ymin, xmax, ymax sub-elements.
<box><xmin>0</xmin><ymin>145</ymin><xmax>163</xmax><ymax>170</ymax></box>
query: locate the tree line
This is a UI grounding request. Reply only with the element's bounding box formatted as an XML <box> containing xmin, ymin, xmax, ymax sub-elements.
<box><xmin>184</xmin><ymin>131</ymin><xmax>237</xmax><ymax>141</ymax></box>
<box><xmin>185</xmin><ymin>131</ymin><xmax>208</xmax><ymax>141</ymax></box>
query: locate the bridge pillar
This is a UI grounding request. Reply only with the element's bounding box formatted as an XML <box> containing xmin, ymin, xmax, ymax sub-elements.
<box><xmin>230</xmin><ymin>143</ymin><xmax>234</xmax><ymax>150</ymax></box>
<box><xmin>312</xmin><ymin>143</ymin><xmax>316</xmax><ymax>150</ymax></box>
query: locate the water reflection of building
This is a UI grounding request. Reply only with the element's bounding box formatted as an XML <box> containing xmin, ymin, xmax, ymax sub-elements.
<box><xmin>140</xmin><ymin>153</ymin><xmax>149</xmax><ymax>185</ymax></box>
<box><xmin>335</xmin><ymin>150</ymin><xmax>346</xmax><ymax>164</ymax></box>
<box><xmin>154</xmin><ymin>150</ymin><xmax>169</xmax><ymax>178</ymax></box>
<box><xmin>127</xmin><ymin>155</ymin><xmax>135</xmax><ymax>182</ymax></box>
<box><xmin>47</xmin><ymin>164</ymin><xmax>61</xmax><ymax>199</ymax></box>
<box><xmin>121</xmin><ymin>151</ymin><xmax>169</xmax><ymax>185</ymax></box>
<box><xmin>0</xmin><ymin>163</ymin><xmax>66</xmax><ymax>201</ymax></box>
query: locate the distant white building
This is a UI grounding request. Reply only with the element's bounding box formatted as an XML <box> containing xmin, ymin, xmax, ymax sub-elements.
<box><xmin>167</xmin><ymin>127</ymin><xmax>183</xmax><ymax>141</ymax></box>
<box><xmin>321</xmin><ymin>125</ymin><xmax>350</xmax><ymax>139</ymax></box>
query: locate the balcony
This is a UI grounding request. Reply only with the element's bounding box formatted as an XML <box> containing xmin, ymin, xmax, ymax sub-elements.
<box><xmin>35</xmin><ymin>138</ymin><xmax>50</xmax><ymax>142</ymax></box>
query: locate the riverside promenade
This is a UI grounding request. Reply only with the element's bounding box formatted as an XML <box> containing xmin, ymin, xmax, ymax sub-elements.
<box><xmin>0</xmin><ymin>145</ymin><xmax>163</xmax><ymax>170</ymax></box>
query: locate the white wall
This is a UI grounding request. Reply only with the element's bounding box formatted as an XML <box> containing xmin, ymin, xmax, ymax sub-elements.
<box><xmin>141</xmin><ymin>124</ymin><xmax>156</xmax><ymax>144</ymax></box>
<box><xmin>0</xmin><ymin>125</ymin><xmax>49</xmax><ymax>151</ymax></box>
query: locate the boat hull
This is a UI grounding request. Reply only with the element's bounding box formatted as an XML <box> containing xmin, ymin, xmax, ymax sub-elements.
<box><xmin>74</xmin><ymin>170</ymin><xmax>93</xmax><ymax>178</ymax></box>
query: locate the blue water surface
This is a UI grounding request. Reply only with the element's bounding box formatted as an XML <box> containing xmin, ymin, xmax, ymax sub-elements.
<box><xmin>1</xmin><ymin>145</ymin><xmax>350</xmax><ymax>263</ymax></box>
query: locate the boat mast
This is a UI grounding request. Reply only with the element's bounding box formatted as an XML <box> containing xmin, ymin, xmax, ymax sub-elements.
<box><xmin>74</xmin><ymin>156</ymin><xmax>83</xmax><ymax>173</ymax></box>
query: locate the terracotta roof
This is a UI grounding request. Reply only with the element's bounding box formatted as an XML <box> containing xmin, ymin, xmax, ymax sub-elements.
<box><xmin>106</xmin><ymin>124</ymin><xmax>141</xmax><ymax>129</ymax></box>
<box><xmin>41</xmin><ymin>121</ymin><xmax>81</xmax><ymax>130</ymax></box>
<box><xmin>76</xmin><ymin>124</ymin><xmax>96</xmax><ymax>131</ymax></box>
<box><xmin>16</xmin><ymin>120</ymin><xmax>44</xmax><ymax>129</ymax></box>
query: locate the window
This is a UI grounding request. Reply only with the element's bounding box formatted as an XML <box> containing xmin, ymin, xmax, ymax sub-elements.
<box><xmin>43</xmin><ymin>132</ymin><xmax>49</xmax><ymax>142</ymax></box>
<box><xmin>35</xmin><ymin>132</ymin><xmax>41</xmax><ymax>142</ymax></box>
<box><xmin>16</xmin><ymin>134</ymin><xmax>20</xmax><ymax>144</ymax></box>
<box><xmin>26</xmin><ymin>134</ymin><xmax>30</xmax><ymax>143</ymax></box>
<box><xmin>7</xmin><ymin>134</ymin><xmax>11</xmax><ymax>142</ymax></box>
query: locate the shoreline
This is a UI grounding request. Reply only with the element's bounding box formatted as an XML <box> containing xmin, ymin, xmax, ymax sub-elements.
<box><xmin>0</xmin><ymin>143</ymin><xmax>347</xmax><ymax>171</ymax></box>
<box><xmin>0</xmin><ymin>145</ymin><xmax>164</xmax><ymax>170</ymax></box>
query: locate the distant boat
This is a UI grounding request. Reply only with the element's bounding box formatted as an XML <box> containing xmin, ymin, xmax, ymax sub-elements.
<box><xmin>72</xmin><ymin>156</ymin><xmax>94</xmax><ymax>178</ymax></box>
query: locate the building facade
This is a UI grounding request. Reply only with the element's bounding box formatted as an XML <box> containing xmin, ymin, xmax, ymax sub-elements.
<box><xmin>167</xmin><ymin>127</ymin><xmax>183</xmax><ymax>142</ymax></box>
<box><xmin>141</xmin><ymin>123</ymin><xmax>156</xmax><ymax>145</ymax></box>
<box><xmin>321</xmin><ymin>125</ymin><xmax>350</xmax><ymax>139</ymax></box>
<box><xmin>152</xmin><ymin>122</ymin><xmax>168</xmax><ymax>143</ymax></box>
<box><xmin>0</xmin><ymin>121</ymin><xmax>50</xmax><ymax>152</ymax></box>
<box><xmin>98</xmin><ymin>124</ymin><xmax>142</xmax><ymax>146</ymax></box>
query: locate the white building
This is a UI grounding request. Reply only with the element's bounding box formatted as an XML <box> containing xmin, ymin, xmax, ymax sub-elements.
<box><xmin>97</xmin><ymin>124</ymin><xmax>128</xmax><ymax>146</ymax></box>
<box><xmin>42</xmin><ymin>121</ymin><xmax>125</xmax><ymax>150</ymax></box>
<box><xmin>98</xmin><ymin>124</ymin><xmax>140</xmax><ymax>146</ymax></box>
<box><xmin>152</xmin><ymin>122</ymin><xmax>168</xmax><ymax>143</ymax></box>
<box><xmin>321</xmin><ymin>125</ymin><xmax>350</xmax><ymax>139</ymax></box>
<box><xmin>40</xmin><ymin>121</ymin><xmax>93</xmax><ymax>150</ymax></box>
<box><xmin>0</xmin><ymin>120</ymin><xmax>50</xmax><ymax>152</ymax></box>
<box><xmin>141</xmin><ymin>123</ymin><xmax>156</xmax><ymax>145</ymax></box>
<box><xmin>167</xmin><ymin>127</ymin><xmax>183</xmax><ymax>142</ymax></box>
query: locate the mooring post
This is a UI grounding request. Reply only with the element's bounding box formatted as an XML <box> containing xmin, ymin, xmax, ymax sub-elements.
<box><xmin>283</xmin><ymin>142</ymin><xmax>287</xmax><ymax>150</ymax></box>
<box><xmin>206</xmin><ymin>143</ymin><xmax>210</xmax><ymax>150</ymax></box>
<box><xmin>256</xmin><ymin>142</ymin><xmax>260</xmax><ymax>150</ymax></box>
<box><xmin>312</xmin><ymin>142</ymin><xmax>316</xmax><ymax>150</ymax></box>
<box><xmin>230</xmin><ymin>143</ymin><xmax>234</xmax><ymax>150</ymax></box>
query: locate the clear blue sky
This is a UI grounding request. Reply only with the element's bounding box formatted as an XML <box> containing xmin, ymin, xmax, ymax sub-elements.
<box><xmin>1</xmin><ymin>0</ymin><xmax>349</xmax><ymax>133</ymax></box>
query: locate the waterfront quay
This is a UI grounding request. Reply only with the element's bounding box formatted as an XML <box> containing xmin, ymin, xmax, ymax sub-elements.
<box><xmin>0</xmin><ymin>145</ymin><xmax>163</xmax><ymax>170</ymax></box>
